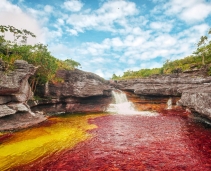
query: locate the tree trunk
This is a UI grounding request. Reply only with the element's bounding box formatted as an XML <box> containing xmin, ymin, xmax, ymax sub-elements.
<box><xmin>44</xmin><ymin>81</ymin><xmax>49</xmax><ymax>96</ymax></box>
<box><xmin>202</xmin><ymin>55</ymin><xmax>205</xmax><ymax>65</ymax></box>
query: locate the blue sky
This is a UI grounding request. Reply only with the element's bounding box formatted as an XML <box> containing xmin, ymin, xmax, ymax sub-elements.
<box><xmin>1</xmin><ymin>0</ymin><xmax>211</xmax><ymax>79</ymax></box>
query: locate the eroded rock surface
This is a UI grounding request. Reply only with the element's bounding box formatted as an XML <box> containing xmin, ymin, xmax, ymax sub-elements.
<box><xmin>32</xmin><ymin>69</ymin><xmax>112</xmax><ymax>114</ymax></box>
<box><xmin>0</xmin><ymin>60</ymin><xmax>46</xmax><ymax>131</ymax></box>
<box><xmin>178</xmin><ymin>84</ymin><xmax>211</xmax><ymax>120</ymax></box>
<box><xmin>114</xmin><ymin>75</ymin><xmax>211</xmax><ymax>96</ymax></box>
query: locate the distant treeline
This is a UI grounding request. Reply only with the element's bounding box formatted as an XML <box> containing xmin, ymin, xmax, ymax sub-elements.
<box><xmin>112</xmin><ymin>28</ymin><xmax>211</xmax><ymax>80</ymax></box>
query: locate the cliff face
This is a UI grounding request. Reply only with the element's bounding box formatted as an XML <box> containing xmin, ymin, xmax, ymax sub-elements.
<box><xmin>31</xmin><ymin>69</ymin><xmax>112</xmax><ymax>114</ymax></box>
<box><xmin>113</xmin><ymin>74</ymin><xmax>211</xmax><ymax>120</ymax></box>
<box><xmin>114</xmin><ymin>75</ymin><xmax>211</xmax><ymax>96</ymax></box>
<box><xmin>1</xmin><ymin>59</ymin><xmax>210</xmax><ymax>130</ymax></box>
<box><xmin>178</xmin><ymin>84</ymin><xmax>211</xmax><ymax>120</ymax></box>
<box><xmin>0</xmin><ymin>60</ymin><xmax>46</xmax><ymax>131</ymax></box>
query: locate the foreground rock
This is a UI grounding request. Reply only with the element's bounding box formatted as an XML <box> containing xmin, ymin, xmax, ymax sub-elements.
<box><xmin>113</xmin><ymin>74</ymin><xmax>211</xmax><ymax>120</ymax></box>
<box><xmin>0</xmin><ymin>60</ymin><xmax>46</xmax><ymax>131</ymax></box>
<box><xmin>0</xmin><ymin>112</ymin><xmax>46</xmax><ymax>131</ymax></box>
<box><xmin>31</xmin><ymin>69</ymin><xmax>112</xmax><ymax>114</ymax></box>
<box><xmin>178</xmin><ymin>84</ymin><xmax>211</xmax><ymax>120</ymax></box>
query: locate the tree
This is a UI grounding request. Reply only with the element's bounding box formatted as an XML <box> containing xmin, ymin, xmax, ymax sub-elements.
<box><xmin>64</xmin><ymin>59</ymin><xmax>81</xmax><ymax>69</ymax></box>
<box><xmin>0</xmin><ymin>25</ymin><xmax>36</xmax><ymax>45</ymax></box>
<box><xmin>0</xmin><ymin>25</ymin><xmax>81</xmax><ymax>93</ymax></box>
<box><xmin>194</xmin><ymin>28</ymin><xmax>211</xmax><ymax>65</ymax></box>
<box><xmin>112</xmin><ymin>73</ymin><xmax>119</xmax><ymax>80</ymax></box>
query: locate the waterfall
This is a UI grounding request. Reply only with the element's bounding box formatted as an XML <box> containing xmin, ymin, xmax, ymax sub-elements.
<box><xmin>167</xmin><ymin>98</ymin><xmax>172</xmax><ymax>109</ymax></box>
<box><xmin>106</xmin><ymin>90</ymin><xmax>158</xmax><ymax>116</ymax></box>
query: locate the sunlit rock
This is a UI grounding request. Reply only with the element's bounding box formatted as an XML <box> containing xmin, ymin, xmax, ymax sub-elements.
<box><xmin>0</xmin><ymin>60</ymin><xmax>47</xmax><ymax>131</ymax></box>
<box><xmin>33</xmin><ymin>69</ymin><xmax>112</xmax><ymax>114</ymax></box>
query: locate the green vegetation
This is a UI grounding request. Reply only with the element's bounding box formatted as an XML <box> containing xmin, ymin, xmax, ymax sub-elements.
<box><xmin>112</xmin><ymin>28</ymin><xmax>211</xmax><ymax>80</ymax></box>
<box><xmin>0</xmin><ymin>25</ymin><xmax>80</xmax><ymax>92</ymax></box>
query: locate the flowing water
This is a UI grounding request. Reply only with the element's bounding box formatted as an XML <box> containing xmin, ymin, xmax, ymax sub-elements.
<box><xmin>107</xmin><ymin>90</ymin><xmax>158</xmax><ymax>116</ymax></box>
<box><xmin>166</xmin><ymin>97</ymin><xmax>172</xmax><ymax>110</ymax></box>
<box><xmin>0</xmin><ymin>91</ymin><xmax>211</xmax><ymax>170</ymax></box>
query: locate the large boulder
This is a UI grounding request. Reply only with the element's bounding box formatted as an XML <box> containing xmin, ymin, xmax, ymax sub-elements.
<box><xmin>0</xmin><ymin>60</ymin><xmax>36</xmax><ymax>115</ymax></box>
<box><xmin>178</xmin><ymin>84</ymin><xmax>211</xmax><ymax>120</ymax></box>
<box><xmin>32</xmin><ymin>69</ymin><xmax>112</xmax><ymax>114</ymax></box>
<box><xmin>0</xmin><ymin>60</ymin><xmax>46</xmax><ymax>131</ymax></box>
<box><xmin>0</xmin><ymin>60</ymin><xmax>36</xmax><ymax>95</ymax></box>
<box><xmin>38</xmin><ymin>69</ymin><xmax>111</xmax><ymax>98</ymax></box>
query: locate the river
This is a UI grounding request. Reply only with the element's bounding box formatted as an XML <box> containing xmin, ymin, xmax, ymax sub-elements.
<box><xmin>0</xmin><ymin>91</ymin><xmax>211</xmax><ymax>171</ymax></box>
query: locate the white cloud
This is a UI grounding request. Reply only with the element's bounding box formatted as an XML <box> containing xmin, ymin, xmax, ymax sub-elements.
<box><xmin>180</xmin><ymin>4</ymin><xmax>211</xmax><ymax>22</ymax></box>
<box><xmin>66</xmin><ymin>0</ymin><xmax>139</xmax><ymax>33</ymax></box>
<box><xmin>111</xmin><ymin>37</ymin><xmax>123</xmax><ymax>47</ymax></box>
<box><xmin>44</xmin><ymin>5</ymin><xmax>53</xmax><ymax>13</ymax></box>
<box><xmin>150</xmin><ymin>21</ymin><xmax>173</xmax><ymax>32</ymax></box>
<box><xmin>0</xmin><ymin>0</ymin><xmax>44</xmax><ymax>44</ymax></box>
<box><xmin>90</xmin><ymin>57</ymin><xmax>105</xmax><ymax>63</ymax></box>
<box><xmin>67</xmin><ymin>28</ymin><xmax>78</xmax><ymax>35</ymax></box>
<box><xmin>63</xmin><ymin>0</ymin><xmax>83</xmax><ymax>12</ymax></box>
<box><xmin>0</xmin><ymin>0</ymin><xmax>22</xmax><ymax>13</ymax></box>
<box><xmin>164</xmin><ymin>0</ymin><xmax>211</xmax><ymax>23</ymax></box>
<box><xmin>2</xmin><ymin>0</ymin><xmax>211</xmax><ymax>80</ymax></box>
<box><xmin>95</xmin><ymin>69</ymin><xmax>104</xmax><ymax>78</ymax></box>
<box><xmin>57</xmin><ymin>19</ymin><xmax>64</xmax><ymax>25</ymax></box>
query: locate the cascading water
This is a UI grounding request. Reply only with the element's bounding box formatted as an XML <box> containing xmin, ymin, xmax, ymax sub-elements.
<box><xmin>107</xmin><ymin>90</ymin><xmax>158</xmax><ymax>116</ymax></box>
<box><xmin>166</xmin><ymin>98</ymin><xmax>172</xmax><ymax>109</ymax></box>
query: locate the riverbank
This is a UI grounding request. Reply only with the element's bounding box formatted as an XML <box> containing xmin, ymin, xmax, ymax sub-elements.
<box><xmin>1</xmin><ymin>60</ymin><xmax>211</xmax><ymax>131</ymax></box>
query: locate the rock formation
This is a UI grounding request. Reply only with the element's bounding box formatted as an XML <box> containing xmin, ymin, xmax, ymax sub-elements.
<box><xmin>178</xmin><ymin>84</ymin><xmax>211</xmax><ymax>120</ymax></box>
<box><xmin>0</xmin><ymin>60</ymin><xmax>46</xmax><ymax>131</ymax></box>
<box><xmin>1</xmin><ymin>59</ymin><xmax>210</xmax><ymax>131</ymax></box>
<box><xmin>112</xmin><ymin>74</ymin><xmax>211</xmax><ymax>120</ymax></box>
<box><xmin>30</xmin><ymin>69</ymin><xmax>112</xmax><ymax>115</ymax></box>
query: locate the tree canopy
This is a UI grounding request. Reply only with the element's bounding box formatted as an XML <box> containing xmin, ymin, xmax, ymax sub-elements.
<box><xmin>0</xmin><ymin>25</ymin><xmax>81</xmax><ymax>92</ymax></box>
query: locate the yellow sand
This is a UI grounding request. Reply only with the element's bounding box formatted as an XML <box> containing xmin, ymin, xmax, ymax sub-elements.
<box><xmin>0</xmin><ymin>113</ymin><xmax>104</xmax><ymax>171</ymax></box>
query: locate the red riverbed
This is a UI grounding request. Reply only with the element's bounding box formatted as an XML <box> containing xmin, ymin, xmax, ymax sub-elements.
<box><xmin>15</xmin><ymin>110</ymin><xmax>211</xmax><ymax>171</ymax></box>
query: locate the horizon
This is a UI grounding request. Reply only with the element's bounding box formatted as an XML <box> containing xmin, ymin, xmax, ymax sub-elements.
<box><xmin>1</xmin><ymin>0</ymin><xmax>211</xmax><ymax>79</ymax></box>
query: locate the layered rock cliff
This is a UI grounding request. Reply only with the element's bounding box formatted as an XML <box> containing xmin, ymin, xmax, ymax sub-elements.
<box><xmin>112</xmin><ymin>74</ymin><xmax>211</xmax><ymax>120</ymax></box>
<box><xmin>1</xmin><ymin>59</ymin><xmax>210</xmax><ymax>131</ymax></box>
<box><xmin>30</xmin><ymin>69</ymin><xmax>112</xmax><ymax>115</ymax></box>
<box><xmin>0</xmin><ymin>60</ymin><xmax>46</xmax><ymax>131</ymax></box>
<box><xmin>178</xmin><ymin>84</ymin><xmax>211</xmax><ymax>120</ymax></box>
